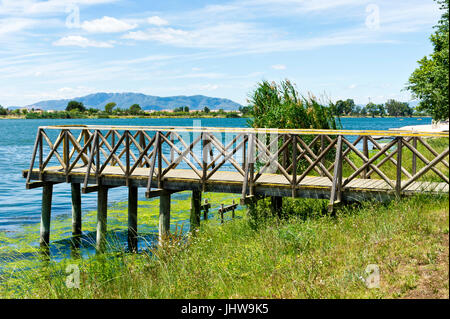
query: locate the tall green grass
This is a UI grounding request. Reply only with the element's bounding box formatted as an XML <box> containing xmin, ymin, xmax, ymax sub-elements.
<box><xmin>1</xmin><ymin>193</ymin><xmax>447</xmax><ymax>299</ymax></box>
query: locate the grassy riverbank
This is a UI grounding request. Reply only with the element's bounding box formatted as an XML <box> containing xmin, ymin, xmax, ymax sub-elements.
<box><xmin>0</xmin><ymin>194</ymin><xmax>448</xmax><ymax>299</ymax></box>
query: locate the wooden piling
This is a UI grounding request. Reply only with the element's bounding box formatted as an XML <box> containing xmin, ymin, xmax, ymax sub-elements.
<box><xmin>96</xmin><ymin>186</ymin><xmax>108</xmax><ymax>252</ymax></box>
<box><xmin>202</xmin><ymin>199</ymin><xmax>210</xmax><ymax>220</ymax></box>
<box><xmin>71</xmin><ymin>183</ymin><xmax>82</xmax><ymax>237</ymax></box>
<box><xmin>128</xmin><ymin>186</ymin><xmax>138</xmax><ymax>252</ymax></box>
<box><xmin>190</xmin><ymin>190</ymin><xmax>201</xmax><ymax>231</ymax></box>
<box><xmin>159</xmin><ymin>191</ymin><xmax>171</xmax><ymax>244</ymax></box>
<box><xmin>270</xmin><ymin>196</ymin><xmax>283</xmax><ymax>218</ymax></box>
<box><xmin>40</xmin><ymin>183</ymin><xmax>53</xmax><ymax>248</ymax></box>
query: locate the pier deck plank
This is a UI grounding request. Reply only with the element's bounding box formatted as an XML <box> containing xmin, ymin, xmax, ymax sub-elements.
<box><xmin>25</xmin><ymin>165</ymin><xmax>448</xmax><ymax>199</ymax></box>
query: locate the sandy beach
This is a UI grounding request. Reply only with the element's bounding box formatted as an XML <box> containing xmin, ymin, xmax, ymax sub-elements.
<box><xmin>390</xmin><ymin>121</ymin><xmax>449</xmax><ymax>133</ymax></box>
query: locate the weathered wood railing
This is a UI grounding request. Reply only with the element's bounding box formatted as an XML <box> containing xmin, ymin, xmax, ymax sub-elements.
<box><xmin>26</xmin><ymin>125</ymin><xmax>449</xmax><ymax>209</ymax></box>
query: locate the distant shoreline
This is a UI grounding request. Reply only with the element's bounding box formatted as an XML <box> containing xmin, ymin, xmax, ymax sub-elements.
<box><xmin>0</xmin><ymin>115</ymin><xmax>431</xmax><ymax>120</ymax></box>
<box><xmin>0</xmin><ymin>114</ymin><xmax>245</xmax><ymax>120</ymax></box>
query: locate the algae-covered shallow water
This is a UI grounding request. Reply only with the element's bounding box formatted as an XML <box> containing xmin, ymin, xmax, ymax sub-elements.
<box><xmin>0</xmin><ymin>117</ymin><xmax>432</xmax><ymax>271</ymax></box>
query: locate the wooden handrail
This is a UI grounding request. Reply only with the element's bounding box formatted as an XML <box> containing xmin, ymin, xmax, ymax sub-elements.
<box><xmin>25</xmin><ymin>126</ymin><xmax>448</xmax><ymax>202</ymax></box>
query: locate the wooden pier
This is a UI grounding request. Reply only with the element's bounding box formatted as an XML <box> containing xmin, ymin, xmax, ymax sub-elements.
<box><xmin>23</xmin><ymin>125</ymin><xmax>449</xmax><ymax>251</ymax></box>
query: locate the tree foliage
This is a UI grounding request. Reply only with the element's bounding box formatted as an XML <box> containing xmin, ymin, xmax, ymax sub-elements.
<box><xmin>129</xmin><ymin>104</ymin><xmax>142</xmax><ymax>115</ymax></box>
<box><xmin>66</xmin><ymin>101</ymin><xmax>86</xmax><ymax>112</ymax></box>
<box><xmin>104</xmin><ymin>102</ymin><xmax>116</xmax><ymax>114</ymax></box>
<box><xmin>407</xmin><ymin>0</ymin><xmax>449</xmax><ymax>121</ymax></box>
<box><xmin>385</xmin><ymin>99</ymin><xmax>413</xmax><ymax>117</ymax></box>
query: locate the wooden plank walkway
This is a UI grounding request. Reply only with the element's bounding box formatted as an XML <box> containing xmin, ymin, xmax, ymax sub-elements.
<box><xmin>26</xmin><ymin>165</ymin><xmax>449</xmax><ymax>198</ymax></box>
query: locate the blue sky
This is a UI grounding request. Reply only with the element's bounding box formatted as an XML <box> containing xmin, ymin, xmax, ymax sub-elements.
<box><xmin>0</xmin><ymin>0</ymin><xmax>442</xmax><ymax>107</ymax></box>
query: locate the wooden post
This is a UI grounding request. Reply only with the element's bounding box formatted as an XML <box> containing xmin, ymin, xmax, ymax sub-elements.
<box><xmin>70</xmin><ymin>165</ymin><xmax>82</xmax><ymax>257</ymax></box>
<box><xmin>328</xmin><ymin>135</ymin><xmax>343</xmax><ymax>214</ymax></box>
<box><xmin>157</xmin><ymin>132</ymin><xmax>162</xmax><ymax>188</ymax></box>
<box><xmin>231</xmin><ymin>200</ymin><xmax>235</xmax><ymax>219</ymax></box>
<box><xmin>63</xmin><ymin>130</ymin><xmax>69</xmax><ymax>181</ymax></box>
<box><xmin>270</xmin><ymin>196</ymin><xmax>283</xmax><ymax>218</ymax></box>
<box><xmin>363</xmin><ymin>136</ymin><xmax>369</xmax><ymax>179</ymax></box>
<box><xmin>159</xmin><ymin>191</ymin><xmax>171</xmax><ymax>245</ymax></box>
<box><xmin>40</xmin><ymin>183</ymin><xmax>53</xmax><ymax>248</ymax></box>
<box><xmin>139</xmin><ymin>131</ymin><xmax>146</xmax><ymax>168</ymax></box>
<box><xmin>220</xmin><ymin>204</ymin><xmax>224</xmax><ymax>224</ymax></box>
<box><xmin>190</xmin><ymin>190</ymin><xmax>201</xmax><ymax>231</ymax></box>
<box><xmin>202</xmin><ymin>132</ymin><xmax>210</xmax><ymax>192</ymax></box>
<box><xmin>203</xmin><ymin>199</ymin><xmax>209</xmax><ymax>220</ymax></box>
<box><xmin>128</xmin><ymin>186</ymin><xmax>138</xmax><ymax>253</ymax></box>
<box><xmin>412</xmin><ymin>137</ymin><xmax>417</xmax><ymax>175</ymax></box>
<box><xmin>283</xmin><ymin>134</ymin><xmax>288</xmax><ymax>170</ymax></box>
<box><xmin>125</xmin><ymin>130</ymin><xmax>130</xmax><ymax>186</ymax></box>
<box><xmin>291</xmin><ymin>135</ymin><xmax>297</xmax><ymax>198</ymax></box>
<box><xmin>96</xmin><ymin>186</ymin><xmax>108</xmax><ymax>252</ymax></box>
<box><xmin>320</xmin><ymin>135</ymin><xmax>325</xmax><ymax>176</ymax></box>
<box><xmin>170</xmin><ymin>132</ymin><xmax>175</xmax><ymax>163</ymax></box>
<box><xmin>242</xmin><ymin>135</ymin><xmax>247</xmax><ymax>170</ymax></box>
<box><xmin>249</xmin><ymin>134</ymin><xmax>255</xmax><ymax>196</ymax></box>
<box><xmin>39</xmin><ymin>129</ymin><xmax>43</xmax><ymax>180</ymax></box>
<box><xmin>396</xmin><ymin>137</ymin><xmax>403</xmax><ymax>197</ymax></box>
<box><xmin>71</xmin><ymin>183</ymin><xmax>82</xmax><ymax>237</ymax></box>
<box><xmin>111</xmin><ymin>130</ymin><xmax>116</xmax><ymax>166</ymax></box>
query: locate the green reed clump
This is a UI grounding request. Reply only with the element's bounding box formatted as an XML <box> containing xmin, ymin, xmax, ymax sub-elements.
<box><xmin>247</xmin><ymin>79</ymin><xmax>338</xmax><ymax>130</ymax></box>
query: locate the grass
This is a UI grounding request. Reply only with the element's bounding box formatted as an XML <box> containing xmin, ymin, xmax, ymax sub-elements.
<box><xmin>0</xmin><ymin>193</ymin><xmax>448</xmax><ymax>299</ymax></box>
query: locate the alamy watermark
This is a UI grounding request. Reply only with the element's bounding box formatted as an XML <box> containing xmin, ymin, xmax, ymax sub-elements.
<box><xmin>364</xmin><ymin>264</ymin><xmax>380</xmax><ymax>288</ymax></box>
<box><xmin>65</xmin><ymin>264</ymin><xmax>80</xmax><ymax>288</ymax></box>
<box><xmin>65</xmin><ymin>3</ymin><xmax>80</xmax><ymax>29</ymax></box>
<box><xmin>365</xmin><ymin>4</ymin><xmax>380</xmax><ymax>30</ymax></box>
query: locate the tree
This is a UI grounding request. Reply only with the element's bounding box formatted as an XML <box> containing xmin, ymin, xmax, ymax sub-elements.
<box><xmin>365</xmin><ymin>102</ymin><xmax>378</xmax><ymax>117</ymax></box>
<box><xmin>183</xmin><ymin>106</ymin><xmax>189</xmax><ymax>112</ymax></box>
<box><xmin>331</xmin><ymin>99</ymin><xmax>355</xmax><ymax>116</ymax></box>
<box><xmin>407</xmin><ymin>0</ymin><xmax>449</xmax><ymax>121</ymax></box>
<box><xmin>203</xmin><ymin>106</ymin><xmax>210</xmax><ymax>113</ymax></box>
<box><xmin>66</xmin><ymin>101</ymin><xmax>86</xmax><ymax>112</ymax></box>
<box><xmin>104</xmin><ymin>102</ymin><xmax>116</xmax><ymax>114</ymax></box>
<box><xmin>385</xmin><ymin>99</ymin><xmax>413</xmax><ymax>116</ymax></box>
<box><xmin>239</xmin><ymin>106</ymin><xmax>251</xmax><ymax>115</ymax></box>
<box><xmin>0</xmin><ymin>105</ymin><xmax>7</xmax><ymax>115</ymax></box>
<box><xmin>377</xmin><ymin>104</ymin><xmax>386</xmax><ymax>117</ymax></box>
<box><xmin>129</xmin><ymin>104</ymin><xmax>142</xmax><ymax>115</ymax></box>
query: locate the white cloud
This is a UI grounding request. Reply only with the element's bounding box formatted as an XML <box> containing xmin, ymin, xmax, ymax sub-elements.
<box><xmin>147</xmin><ymin>16</ymin><xmax>169</xmax><ymax>26</ymax></box>
<box><xmin>271</xmin><ymin>64</ymin><xmax>286</xmax><ymax>70</ymax></box>
<box><xmin>81</xmin><ymin>16</ymin><xmax>137</xmax><ymax>33</ymax></box>
<box><xmin>0</xmin><ymin>18</ymin><xmax>37</xmax><ymax>36</ymax></box>
<box><xmin>197</xmin><ymin>84</ymin><xmax>219</xmax><ymax>90</ymax></box>
<box><xmin>348</xmin><ymin>84</ymin><xmax>357</xmax><ymax>89</ymax></box>
<box><xmin>0</xmin><ymin>0</ymin><xmax>118</xmax><ymax>15</ymax></box>
<box><xmin>53</xmin><ymin>35</ymin><xmax>113</xmax><ymax>48</ymax></box>
<box><xmin>122</xmin><ymin>23</ymin><xmax>263</xmax><ymax>49</ymax></box>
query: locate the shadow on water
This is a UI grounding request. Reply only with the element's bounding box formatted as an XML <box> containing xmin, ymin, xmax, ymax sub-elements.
<box><xmin>47</xmin><ymin>230</ymin><xmax>160</xmax><ymax>262</ymax></box>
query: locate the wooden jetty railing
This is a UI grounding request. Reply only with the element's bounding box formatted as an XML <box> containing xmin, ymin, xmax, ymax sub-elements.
<box><xmin>23</xmin><ymin>125</ymin><xmax>449</xmax><ymax>252</ymax></box>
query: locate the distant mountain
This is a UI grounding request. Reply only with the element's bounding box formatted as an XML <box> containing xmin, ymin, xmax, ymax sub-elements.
<box><xmin>26</xmin><ymin>92</ymin><xmax>242</xmax><ymax>111</ymax></box>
